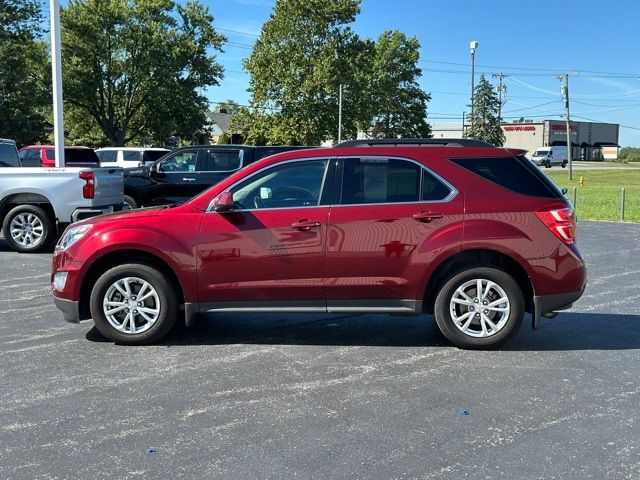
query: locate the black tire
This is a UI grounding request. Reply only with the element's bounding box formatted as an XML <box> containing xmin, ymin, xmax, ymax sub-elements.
<box><xmin>562</xmin><ymin>161</ymin><xmax>567</xmax><ymax>168</ymax></box>
<box><xmin>90</xmin><ymin>263</ymin><xmax>178</xmax><ymax>345</ymax></box>
<box><xmin>545</xmin><ymin>160</ymin><xmax>551</xmax><ymax>168</ymax></box>
<box><xmin>434</xmin><ymin>267</ymin><xmax>524</xmax><ymax>349</ymax></box>
<box><xmin>123</xmin><ymin>194</ymin><xmax>138</xmax><ymax>209</ymax></box>
<box><xmin>1</xmin><ymin>204</ymin><xmax>53</xmax><ymax>253</ymax></box>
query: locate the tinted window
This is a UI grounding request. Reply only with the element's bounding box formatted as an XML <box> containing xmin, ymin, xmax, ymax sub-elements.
<box><xmin>142</xmin><ymin>150</ymin><xmax>167</xmax><ymax>164</ymax></box>
<box><xmin>64</xmin><ymin>148</ymin><xmax>100</xmax><ymax>166</ymax></box>
<box><xmin>0</xmin><ymin>144</ymin><xmax>21</xmax><ymax>167</ymax></box>
<box><xmin>450</xmin><ymin>156</ymin><xmax>563</xmax><ymax>198</ymax></box>
<box><xmin>123</xmin><ymin>151</ymin><xmax>141</xmax><ymax>162</ymax></box>
<box><xmin>205</xmin><ymin>149</ymin><xmax>241</xmax><ymax>171</ymax></box>
<box><xmin>341</xmin><ymin>158</ymin><xmax>421</xmax><ymax>205</ymax></box>
<box><xmin>45</xmin><ymin>149</ymin><xmax>55</xmax><ymax>160</ymax></box>
<box><xmin>230</xmin><ymin>160</ymin><xmax>329</xmax><ymax>210</ymax></box>
<box><xmin>422</xmin><ymin>170</ymin><xmax>453</xmax><ymax>201</ymax></box>
<box><xmin>159</xmin><ymin>150</ymin><xmax>199</xmax><ymax>173</ymax></box>
<box><xmin>97</xmin><ymin>150</ymin><xmax>118</xmax><ymax>163</ymax></box>
<box><xmin>20</xmin><ymin>149</ymin><xmax>41</xmax><ymax>167</ymax></box>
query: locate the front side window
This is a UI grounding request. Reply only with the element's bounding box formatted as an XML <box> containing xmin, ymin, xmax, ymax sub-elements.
<box><xmin>159</xmin><ymin>150</ymin><xmax>199</xmax><ymax>173</ymax></box>
<box><xmin>230</xmin><ymin>159</ymin><xmax>329</xmax><ymax>210</ymax></box>
<box><xmin>123</xmin><ymin>151</ymin><xmax>141</xmax><ymax>162</ymax></box>
<box><xmin>97</xmin><ymin>150</ymin><xmax>117</xmax><ymax>163</ymax></box>
<box><xmin>205</xmin><ymin>149</ymin><xmax>241</xmax><ymax>171</ymax></box>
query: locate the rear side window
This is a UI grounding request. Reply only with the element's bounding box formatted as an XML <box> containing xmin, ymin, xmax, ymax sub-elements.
<box><xmin>0</xmin><ymin>144</ymin><xmax>20</xmax><ymax>167</ymax></box>
<box><xmin>205</xmin><ymin>149</ymin><xmax>241</xmax><ymax>171</ymax></box>
<box><xmin>450</xmin><ymin>156</ymin><xmax>563</xmax><ymax>198</ymax></box>
<box><xmin>64</xmin><ymin>148</ymin><xmax>100</xmax><ymax>166</ymax></box>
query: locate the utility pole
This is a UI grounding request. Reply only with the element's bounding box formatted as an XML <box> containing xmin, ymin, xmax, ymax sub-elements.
<box><xmin>338</xmin><ymin>84</ymin><xmax>343</xmax><ymax>144</ymax></box>
<box><xmin>470</xmin><ymin>41</ymin><xmax>479</xmax><ymax>122</ymax></box>
<box><xmin>493</xmin><ymin>72</ymin><xmax>507</xmax><ymax>120</ymax></box>
<box><xmin>558</xmin><ymin>73</ymin><xmax>573</xmax><ymax>180</ymax></box>
<box><xmin>462</xmin><ymin>111</ymin><xmax>466</xmax><ymax>137</ymax></box>
<box><xmin>49</xmin><ymin>0</ymin><xmax>65</xmax><ymax>167</ymax></box>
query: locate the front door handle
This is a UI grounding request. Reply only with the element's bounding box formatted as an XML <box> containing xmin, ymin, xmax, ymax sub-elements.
<box><xmin>412</xmin><ymin>211</ymin><xmax>444</xmax><ymax>223</ymax></box>
<box><xmin>182</xmin><ymin>177</ymin><xmax>196</xmax><ymax>182</ymax></box>
<box><xmin>291</xmin><ymin>220</ymin><xmax>321</xmax><ymax>231</ymax></box>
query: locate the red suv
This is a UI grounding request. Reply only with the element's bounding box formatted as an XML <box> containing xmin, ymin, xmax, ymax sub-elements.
<box><xmin>51</xmin><ymin>139</ymin><xmax>586</xmax><ymax>349</ymax></box>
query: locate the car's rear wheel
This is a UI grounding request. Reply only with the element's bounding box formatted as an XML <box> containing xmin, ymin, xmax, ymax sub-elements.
<box><xmin>2</xmin><ymin>205</ymin><xmax>53</xmax><ymax>253</ymax></box>
<box><xmin>90</xmin><ymin>263</ymin><xmax>177</xmax><ymax>344</ymax></box>
<box><xmin>545</xmin><ymin>160</ymin><xmax>552</xmax><ymax>168</ymax></box>
<box><xmin>434</xmin><ymin>267</ymin><xmax>524</xmax><ymax>349</ymax></box>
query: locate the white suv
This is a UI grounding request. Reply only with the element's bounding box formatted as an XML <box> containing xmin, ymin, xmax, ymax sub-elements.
<box><xmin>95</xmin><ymin>147</ymin><xmax>169</xmax><ymax>169</ymax></box>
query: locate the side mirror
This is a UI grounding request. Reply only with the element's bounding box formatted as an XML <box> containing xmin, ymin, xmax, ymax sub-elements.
<box><xmin>212</xmin><ymin>191</ymin><xmax>234</xmax><ymax>212</ymax></box>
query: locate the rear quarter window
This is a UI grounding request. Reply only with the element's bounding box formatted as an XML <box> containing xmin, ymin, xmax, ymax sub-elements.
<box><xmin>450</xmin><ymin>156</ymin><xmax>563</xmax><ymax>198</ymax></box>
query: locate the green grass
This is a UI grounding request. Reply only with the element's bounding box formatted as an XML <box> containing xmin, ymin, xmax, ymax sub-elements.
<box><xmin>572</xmin><ymin>161</ymin><xmax>640</xmax><ymax>168</ymax></box>
<box><xmin>544</xmin><ymin>170</ymin><xmax>640</xmax><ymax>222</ymax></box>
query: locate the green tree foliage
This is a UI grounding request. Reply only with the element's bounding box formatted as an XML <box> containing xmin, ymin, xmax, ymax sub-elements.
<box><xmin>619</xmin><ymin>147</ymin><xmax>640</xmax><ymax>161</ymax></box>
<box><xmin>368</xmin><ymin>30</ymin><xmax>431</xmax><ymax>139</ymax></box>
<box><xmin>0</xmin><ymin>0</ymin><xmax>51</xmax><ymax>146</ymax></box>
<box><xmin>235</xmin><ymin>0</ymin><xmax>373</xmax><ymax>145</ymax></box>
<box><xmin>465</xmin><ymin>74</ymin><xmax>505</xmax><ymax>146</ymax></box>
<box><xmin>61</xmin><ymin>0</ymin><xmax>225</xmax><ymax>146</ymax></box>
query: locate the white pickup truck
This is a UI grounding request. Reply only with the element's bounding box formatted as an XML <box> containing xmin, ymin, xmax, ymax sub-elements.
<box><xmin>0</xmin><ymin>140</ymin><xmax>125</xmax><ymax>253</ymax></box>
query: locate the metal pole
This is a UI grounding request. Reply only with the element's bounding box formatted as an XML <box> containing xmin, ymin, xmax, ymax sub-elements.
<box><xmin>563</xmin><ymin>73</ymin><xmax>572</xmax><ymax>180</ymax></box>
<box><xmin>462</xmin><ymin>111</ymin><xmax>465</xmax><ymax>137</ymax></box>
<box><xmin>572</xmin><ymin>186</ymin><xmax>577</xmax><ymax>208</ymax></box>
<box><xmin>470</xmin><ymin>50</ymin><xmax>475</xmax><ymax>121</ymax></box>
<box><xmin>338</xmin><ymin>84</ymin><xmax>343</xmax><ymax>143</ymax></box>
<box><xmin>50</xmin><ymin>0</ymin><xmax>65</xmax><ymax>167</ymax></box>
<box><xmin>621</xmin><ymin>187</ymin><xmax>626</xmax><ymax>222</ymax></box>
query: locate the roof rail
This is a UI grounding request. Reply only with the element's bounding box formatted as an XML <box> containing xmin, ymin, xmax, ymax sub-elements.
<box><xmin>335</xmin><ymin>138</ymin><xmax>494</xmax><ymax>148</ymax></box>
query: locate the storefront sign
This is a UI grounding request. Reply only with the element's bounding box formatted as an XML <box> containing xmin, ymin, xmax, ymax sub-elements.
<box><xmin>503</xmin><ymin>125</ymin><xmax>536</xmax><ymax>132</ymax></box>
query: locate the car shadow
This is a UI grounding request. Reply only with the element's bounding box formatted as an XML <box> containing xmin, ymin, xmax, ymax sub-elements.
<box><xmin>85</xmin><ymin>311</ymin><xmax>640</xmax><ymax>351</ymax></box>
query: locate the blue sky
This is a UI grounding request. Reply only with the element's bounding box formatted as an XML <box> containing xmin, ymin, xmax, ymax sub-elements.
<box><xmin>206</xmin><ymin>0</ymin><xmax>640</xmax><ymax>146</ymax></box>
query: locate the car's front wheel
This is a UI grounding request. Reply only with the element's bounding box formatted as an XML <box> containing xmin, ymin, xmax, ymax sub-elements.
<box><xmin>90</xmin><ymin>263</ymin><xmax>178</xmax><ymax>344</ymax></box>
<box><xmin>434</xmin><ymin>267</ymin><xmax>524</xmax><ymax>349</ymax></box>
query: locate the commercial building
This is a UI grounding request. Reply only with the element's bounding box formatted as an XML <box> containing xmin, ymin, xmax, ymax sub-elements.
<box><xmin>432</xmin><ymin>119</ymin><xmax>620</xmax><ymax>160</ymax></box>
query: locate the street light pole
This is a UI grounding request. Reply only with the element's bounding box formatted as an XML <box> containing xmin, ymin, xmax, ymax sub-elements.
<box><xmin>558</xmin><ymin>73</ymin><xmax>573</xmax><ymax>180</ymax></box>
<box><xmin>49</xmin><ymin>0</ymin><xmax>65</xmax><ymax>167</ymax></box>
<box><xmin>470</xmin><ymin>41</ymin><xmax>478</xmax><ymax>122</ymax></box>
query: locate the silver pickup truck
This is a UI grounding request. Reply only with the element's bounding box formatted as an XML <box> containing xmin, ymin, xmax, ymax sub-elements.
<box><xmin>0</xmin><ymin>141</ymin><xmax>125</xmax><ymax>253</ymax></box>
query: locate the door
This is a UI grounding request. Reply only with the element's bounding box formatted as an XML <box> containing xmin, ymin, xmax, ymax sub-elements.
<box><xmin>149</xmin><ymin>149</ymin><xmax>202</xmax><ymax>205</ymax></box>
<box><xmin>324</xmin><ymin>157</ymin><xmax>463</xmax><ymax>312</ymax></box>
<box><xmin>196</xmin><ymin>158</ymin><xmax>334</xmax><ymax>309</ymax></box>
<box><xmin>198</xmin><ymin>147</ymin><xmax>243</xmax><ymax>192</ymax></box>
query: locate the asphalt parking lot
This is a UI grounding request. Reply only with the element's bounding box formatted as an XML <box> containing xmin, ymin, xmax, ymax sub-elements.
<box><xmin>1</xmin><ymin>221</ymin><xmax>639</xmax><ymax>479</ymax></box>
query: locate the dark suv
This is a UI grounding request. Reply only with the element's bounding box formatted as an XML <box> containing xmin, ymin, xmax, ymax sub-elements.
<box><xmin>123</xmin><ymin>144</ymin><xmax>311</xmax><ymax>208</ymax></box>
<box><xmin>52</xmin><ymin>139</ymin><xmax>586</xmax><ymax>348</ymax></box>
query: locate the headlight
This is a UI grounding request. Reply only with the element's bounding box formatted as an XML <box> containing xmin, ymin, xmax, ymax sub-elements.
<box><xmin>57</xmin><ymin>224</ymin><xmax>92</xmax><ymax>251</ymax></box>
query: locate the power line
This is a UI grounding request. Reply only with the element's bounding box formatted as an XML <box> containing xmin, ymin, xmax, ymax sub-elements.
<box><xmin>218</xmin><ymin>28</ymin><xmax>259</xmax><ymax>37</ymax></box>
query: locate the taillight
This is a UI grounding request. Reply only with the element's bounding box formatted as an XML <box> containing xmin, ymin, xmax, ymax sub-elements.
<box><xmin>79</xmin><ymin>171</ymin><xmax>95</xmax><ymax>199</ymax></box>
<box><xmin>535</xmin><ymin>206</ymin><xmax>576</xmax><ymax>244</ymax></box>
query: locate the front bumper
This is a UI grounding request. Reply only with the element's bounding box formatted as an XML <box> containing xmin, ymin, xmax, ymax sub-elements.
<box><xmin>532</xmin><ymin>286</ymin><xmax>586</xmax><ymax>329</ymax></box>
<box><xmin>53</xmin><ymin>296</ymin><xmax>80</xmax><ymax>323</ymax></box>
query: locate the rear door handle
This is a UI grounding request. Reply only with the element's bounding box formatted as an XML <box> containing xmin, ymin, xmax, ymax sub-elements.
<box><xmin>182</xmin><ymin>177</ymin><xmax>196</xmax><ymax>182</ymax></box>
<box><xmin>412</xmin><ymin>211</ymin><xmax>444</xmax><ymax>223</ymax></box>
<box><xmin>291</xmin><ymin>220</ymin><xmax>321</xmax><ymax>231</ymax></box>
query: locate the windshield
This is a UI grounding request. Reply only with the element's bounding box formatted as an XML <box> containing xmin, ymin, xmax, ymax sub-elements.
<box><xmin>532</xmin><ymin>150</ymin><xmax>549</xmax><ymax>157</ymax></box>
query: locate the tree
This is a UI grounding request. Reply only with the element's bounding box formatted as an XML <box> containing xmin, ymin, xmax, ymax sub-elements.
<box><xmin>61</xmin><ymin>0</ymin><xmax>226</xmax><ymax>146</ymax></box>
<box><xmin>465</xmin><ymin>75</ymin><xmax>505</xmax><ymax>146</ymax></box>
<box><xmin>368</xmin><ymin>30</ymin><xmax>431</xmax><ymax>139</ymax></box>
<box><xmin>0</xmin><ymin>0</ymin><xmax>51</xmax><ymax>146</ymax></box>
<box><xmin>237</xmin><ymin>0</ymin><xmax>373</xmax><ymax>145</ymax></box>
<box><xmin>215</xmin><ymin>100</ymin><xmax>242</xmax><ymax>115</ymax></box>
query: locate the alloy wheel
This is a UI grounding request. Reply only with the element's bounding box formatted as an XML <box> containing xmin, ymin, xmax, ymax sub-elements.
<box><xmin>103</xmin><ymin>277</ymin><xmax>160</xmax><ymax>335</ymax></box>
<box><xmin>449</xmin><ymin>278</ymin><xmax>510</xmax><ymax>338</ymax></box>
<box><xmin>10</xmin><ymin>213</ymin><xmax>45</xmax><ymax>248</ymax></box>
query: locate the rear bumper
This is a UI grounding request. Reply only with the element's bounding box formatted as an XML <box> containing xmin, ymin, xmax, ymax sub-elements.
<box><xmin>532</xmin><ymin>286</ymin><xmax>585</xmax><ymax>329</ymax></box>
<box><xmin>71</xmin><ymin>203</ymin><xmax>129</xmax><ymax>223</ymax></box>
<box><xmin>53</xmin><ymin>295</ymin><xmax>80</xmax><ymax>323</ymax></box>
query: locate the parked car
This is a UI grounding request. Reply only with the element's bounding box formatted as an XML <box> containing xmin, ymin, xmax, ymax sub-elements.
<box><xmin>122</xmin><ymin>144</ymin><xmax>312</xmax><ymax>209</ymax></box>
<box><xmin>1</xmin><ymin>164</ymin><xmax>125</xmax><ymax>252</ymax></box>
<box><xmin>51</xmin><ymin>138</ymin><xmax>586</xmax><ymax>348</ymax></box>
<box><xmin>0</xmin><ymin>139</ymin><xmax>21</xmax><ymax>167</ymax></box>
<box><xmin>95</xmin><ymin>147</ymin><xmax>170</xmax><ymax>169</ymax></box>
<box><xmin>530</xmin><ymin>146</ymin><xmax>568</xmax><ymax>168</ymax></box>
<box><xmin>18</xmin><ymin>146</ymin><xmax>101</xmax><ymax>168</ymax></box>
